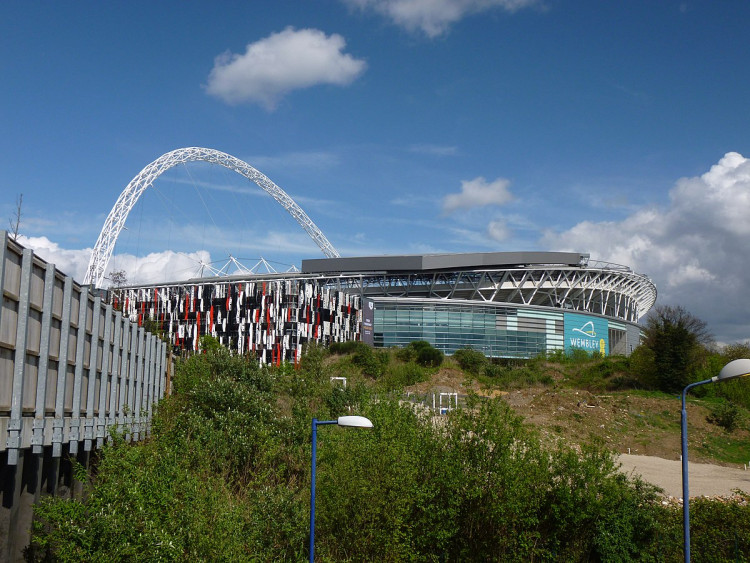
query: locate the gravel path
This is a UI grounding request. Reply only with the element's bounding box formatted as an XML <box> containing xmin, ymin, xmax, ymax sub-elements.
<box><xmin>618</xmin><ymin>454</ymin><xmax>750</xmax><ymax>498</ymax></box>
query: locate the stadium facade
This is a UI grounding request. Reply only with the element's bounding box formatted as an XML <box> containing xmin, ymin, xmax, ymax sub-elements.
<box><xmin>117</xmin><ymin>251</ymin><xmax>656</xmax><ymax>364</ymax></box>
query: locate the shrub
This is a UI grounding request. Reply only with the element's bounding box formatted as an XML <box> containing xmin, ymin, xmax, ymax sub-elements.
<box><xmin>395</xmin><ymin>340</ymin><xmax>444</xmax><ymax>367</ymax></box>
<box><xmin>483</xmin><ymin>362</ymin><xmax>508</xmax><ymax>378</ymax></box>
<box><xmin>394</xmin><ymin>345</ymin><xmax>414</xmax><ymax>362</ymax></box>
<box><xmin>378</xmin><ymin>362</ymin><xmax>430</xmax><ymax>390</ymax></box>
<box><xmin>453</xmin><ymin>347</ymin><xmax>487</xmax><ymax>375</ymax></box>
<box><xmin>688</xmin><ymin>494</ymin><xmax>750</xmax><ymax>561</ymax></box>
<box><xmin>545</xmin><ymin>349</ymin><xmax>567</xmax><ymax>363</ymax></box>
<box><xmin>29</xmin><ymin>350</ymin><xmax>307</xmax><ymax>561</ymax></box>
<box><xmin>316</xmin><ymin>398</ymin><xmax>667</xmax><ymax>561</ymax></box>
<box><xmin>696</xmin><ymin>350</ymin><xmax>750</xmax><ymax>409</ymax></box>
<box><xmin>395</xmin><ymin>340</ymin><xmax>429</xmax><ymax>362</ymax></box>
<box><xmin>416</xmin><ymin>345</ymin><xmax>444</xmax><ymax>367</ymax></box>
<box><xmin>567</xmin><ymin>356</ymin><xmax>634</xmax><ymax>392</ymax></box>
<box><xmin>325</xmin><ymin>380</ymin><xmax>369</xmax><ymax>417</ymax></box>
<box><xmin>722</xmin><ymin>341</ymin><xmax>750</xmax><ymax>362</ymax></box>
<box><xmin>34</xmin><ymin>339</ymin><xmax>750</xmax><ymax>561</ymax></box>
<box><xmin>300</xmin><ymin>341</ymin><xmax>329</xmax><ymax>381</ymax></box>
<box><xmin>353</xmin><ymin>346</ymin><xmax>389</xmax><ymax>378</ymax></box>
<box><xmin>707</xmin><ymin>401</ymin><xmax>742</xmax><ymax>432</ymax></box>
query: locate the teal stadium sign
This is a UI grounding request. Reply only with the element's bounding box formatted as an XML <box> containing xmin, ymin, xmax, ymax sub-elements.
<box><xmin>564</xmin><ymin>312</ymin><xmax>608</xmax><ymax>356</ymax></box>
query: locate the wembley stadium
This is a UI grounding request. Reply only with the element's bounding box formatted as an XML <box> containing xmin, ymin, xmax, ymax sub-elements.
<box><xmin>116</xmin><ymin>250</ymin><xmax>656</xmax><ymax>364</ymax></box>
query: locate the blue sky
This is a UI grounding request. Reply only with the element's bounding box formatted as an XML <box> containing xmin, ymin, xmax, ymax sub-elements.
<box><xmin>3</xmin><ymin>0</ymin><xmax>750</xmax><ymax>343</ymax></box>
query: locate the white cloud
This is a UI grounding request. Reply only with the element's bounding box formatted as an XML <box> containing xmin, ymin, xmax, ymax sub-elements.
<box><xmin>17</xmin><ymin>236</ymin><xmax>92</xmax><ymax>281</ymax></box>
<box><xmin>104</xmin><ymin>250</ymin><xmax>213</xmax><ymax>286</ymax></box>
<box><xmin>541</xmin><ymin>152</ymin><xmax>750</xmax><ymax>342</ymax></box>
<box><xmin>344</xmin><ymin>0</ymin><xmax>540</xmax><ymax>37</ymax></box>
<box><xmin>205</xmin><ymin>27</ymin><xmax>367</xmax><ymax>109</ymax></box>
<box><xmin>17</xmin><ymin>235</ymin><xmax>213</xmax><ymax>286</ymax></box>
<box><xmin>486</xmin><ymin>219</ymin><xmax>510</xmax><ymax>241</ymax></box>
<box><xmin>443</xmin><ymin>176</ymin><xmax>514</xmax><ymax>213</ymax></box>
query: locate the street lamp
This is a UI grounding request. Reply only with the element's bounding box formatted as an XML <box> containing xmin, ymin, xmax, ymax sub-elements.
<box><xmin>309</xmin><ymin>415</ymin><xmax>373</xmax><ymax>563</ymax></box>
<box><xmin>680</xmin><ymin>358</ymin><xmax>750</xmax><ymax>561</ymax></box>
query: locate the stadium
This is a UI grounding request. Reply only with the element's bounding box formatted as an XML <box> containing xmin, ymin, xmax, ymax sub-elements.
<box><xmin>116</xmin><ymin>250</ymin><xmax>656</xmax><ymax>364</ymax></box>
<box><xmin>93</xmin><ymin>148</ymin><xmax>656</xmax><ymax>364</ymax></box>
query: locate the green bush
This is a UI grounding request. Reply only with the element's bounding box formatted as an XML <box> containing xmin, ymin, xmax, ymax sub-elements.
<box><xmin>378</xmin><ymin>362</ymin><xmax>430</xmax><ymax>391</ymax></box>
<box><xmin>394</xmin><ymin>340</ymin><xmax>443</xmax><ymax>367</ymax></box>
<box><xmin>353</xmin><ymin>345</ymin><xmax>389</xmax><ymax>377</ymax></box>
<box><xmin>325</xmin><ymin>380</ymin><xmax>369</xmax><ymax>417</ymax></box>
<box><xmin>688</xmin><ymin>494</ymin><xmax>750</xmax><ymax>561</ymax></box>
<box><xmin>696</xmin><ymin>349</ymin><xmax>750</xmax><ymax>409</ymax></box>
<box><xmin>394</xmin><ymin>345</ymin><xmax>414</xmax><ymax>362</ymax></box>
<box><xmin>416</xmin><ymin>345</ymin><xmax>444</xmax><ymax>367</ymax></box>
<box><xmin>566</xmin><ymin>356</ymin><xmax>635</xmax><ymax>392</ymax></box>
<box><xmin>483</xmin><ymin>362</ymin><xmax>508</xmax><ymax>378</ymax></box>
<box><xmin>29</xmin><ymin>348</ymin><xmax>306</xmax><ymax>561</ymax></box>
<box><xmin>640</xmin><ymin>494</ymin><xmax>750</xmax><ymax>561</ymax></box>
<box><xmin>453</xmin><ymin>347</ymin><xmax>487</xmax><ymax>375</ymax></box>
<box><xmin>716</xmin><ymin>378</ymin><xmax>750</xmax><ymax>410</ymax></box>
<box><xmin>30</xmin><ymin>342</ymin><xmax>750</xmax><ymax>561</ymax></box>
<box><xmin>569</xmin><ymin>348</ymin><xmax>595</xmax><ymax>363</ymax></box>
<box><xmin>394</xmin><ymin>340</ymin><xmax>427</xmax><ymax>361</ymax></box>
<box><xmin>315</xmin><ymin>398</ymin><xmax>666</xmax><ymax>561</ymax></box>
<box><xmin>300</xmin><ymin>341</ymin><xmax>329</xmax><ymax>380</ymax></box>
<box><xmin>707</xmin><ymin>401</ymin><xmax>742</xmax><ymax>432</ymax></box>
<box><xmin>30</xmin><ymin>435</ymin><xmax>252</xmax><ymax>561</ymax></box>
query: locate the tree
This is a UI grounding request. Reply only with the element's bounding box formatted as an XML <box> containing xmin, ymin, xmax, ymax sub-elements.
<box><xmin>8</xmin><ymin>193</ymin><xmax>22</xmax><ymax>241</ymax></box>
<box><xmin>722</xmin><ymin>341</ymin><xmax>750</xmax><ymax>362</ymax></box>
<box><xmin>641</xmin><ymin>305</ymin><xmax>712</xmax><ymax>392</ymax></box>
<box><xmin>107</xmin><ymin>269</ymin><xmax>128</xmax><ymax>288</ymax></box>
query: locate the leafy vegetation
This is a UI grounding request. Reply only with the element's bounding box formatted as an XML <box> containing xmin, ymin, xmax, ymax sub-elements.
<box><xmin>707</xmin><ymin>401</ymin><xmax>742</xmax><ymax>433</ymax></box>
<box><xmin>28</xmin><ymin>339</ymin><xmax>750</xmax><ymax>561</ymax></box>
<box><xmin>395</xmin><ymin>340</ymin><xmax>445</xmax><ymax>367</ymax></box>
<box><xmin>452</xmin><ymin>346</ymin><xmax>487</xmax><ymax>375</ymax></box>
<box><xmin>481</xmin><ymin>360</ymin><xmax>555</xmax><ymax>388</ymax></box>
<box><xmin>639</xmin><ymin>305</ymin><xmax>713</xmax><ymax>393</ymax></box>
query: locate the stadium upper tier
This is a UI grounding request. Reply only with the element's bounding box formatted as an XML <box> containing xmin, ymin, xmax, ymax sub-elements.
<box><xmin>121</xmin><ymin>251</ymin><xmax>656</xmax><ymax>325</ymax></box>
<box><xmin>300</xmin><ymin>251</ymin><xmax>656</xmax><ymax>323</ymax></box>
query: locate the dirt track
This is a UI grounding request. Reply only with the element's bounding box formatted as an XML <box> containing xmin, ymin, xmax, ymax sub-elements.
<box><xmin>618</xmin><ymin>454</ymin><xmax>750</xmax><ymax>498</ymax></box>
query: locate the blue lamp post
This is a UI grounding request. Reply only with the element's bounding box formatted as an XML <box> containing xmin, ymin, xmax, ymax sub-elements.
<box><xmin>680</xmin><ymin>358</ymin><xmax>750</xmax><ymax>561</ymax></box>
<box><xmin>309</xmin><ymin>415</ymin><xmax>373</xmax><ymax>563</ymax></box>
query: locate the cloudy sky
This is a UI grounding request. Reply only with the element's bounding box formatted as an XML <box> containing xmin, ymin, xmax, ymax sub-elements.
<box><xmin>2</xmin><ymin>1</ymin><xmax>750</xmax><ymax>343</ymax></box>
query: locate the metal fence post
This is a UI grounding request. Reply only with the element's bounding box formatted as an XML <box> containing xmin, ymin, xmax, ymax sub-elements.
<box><xmin>32</xmin><ymin>263</ymin><xmax>55</xmax><ymax>454</ymax></box>
<box><xmin>7</xmin><ymin>249</ymin><xmax>34</xmax><ymax>465</ymax></box>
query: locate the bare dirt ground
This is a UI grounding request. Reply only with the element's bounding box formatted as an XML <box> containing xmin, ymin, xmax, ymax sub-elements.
<box><xmin>618</xmin><ymin>454</ymin><xmax>750</xmax><ymax>498</ymax></box>
<box><xmin>406</xmin><ymin>367</ymin><xmax>750</xmax><ymax>498</ymax></box>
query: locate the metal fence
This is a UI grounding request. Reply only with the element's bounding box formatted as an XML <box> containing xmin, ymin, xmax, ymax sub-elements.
<box><xmin>0</xmin><ymin>230</ymin><xmax>171</xmax><ymax>466</ymax></box>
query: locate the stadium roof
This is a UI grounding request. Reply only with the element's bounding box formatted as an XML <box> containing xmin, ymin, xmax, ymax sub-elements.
<box><xmin>301</xmin><ymin>251</ymin><xmax>589</xmax><ymax>274</ymax></box>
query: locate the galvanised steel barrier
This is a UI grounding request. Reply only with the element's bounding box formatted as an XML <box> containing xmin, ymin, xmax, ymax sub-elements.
<box><xmin>0</xmin><ymin>230</ymin><xmax>171</xmax><ymax>560</ymax></box>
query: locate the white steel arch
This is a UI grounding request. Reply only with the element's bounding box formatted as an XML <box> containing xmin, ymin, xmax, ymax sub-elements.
<box><xmin>84</xmin><ymin>147</ymin><xmax>340</xmax><ymax>288</ymax></box>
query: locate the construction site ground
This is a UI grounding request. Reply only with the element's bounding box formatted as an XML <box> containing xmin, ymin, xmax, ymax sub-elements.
<box><xmin>405</xmin><ymin>367</ymin><xmax>750</xmax><ymax>499</ymax></box>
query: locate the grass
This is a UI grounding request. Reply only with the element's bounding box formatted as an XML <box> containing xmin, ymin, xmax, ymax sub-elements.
<box><xmin>695</xmin><ymin>434</ymin><xmax>750</xmax><ymax>465</ymax></box>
